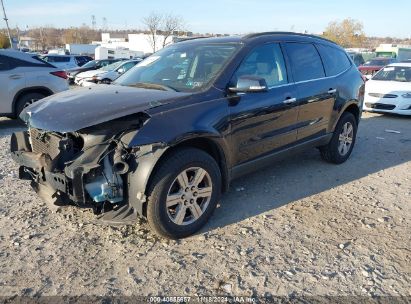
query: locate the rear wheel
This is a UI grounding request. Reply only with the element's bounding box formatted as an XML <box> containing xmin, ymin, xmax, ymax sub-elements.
<box><xmin>146</xmin><ymin>148</ymin><xmax>222</xmax><ymax>239</ymax></box>
<box><xmin>320</xmin><ymin>112</ymin><xmax>357</xmax><ymax>164</ymax></box>
<box><xmin>15</xmin><ymin>92</ymin><xmax>46</xmax><ymax>120</ymax></box>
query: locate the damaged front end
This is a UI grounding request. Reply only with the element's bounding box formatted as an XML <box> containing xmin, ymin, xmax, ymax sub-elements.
<box><xmin>10</xmin><ymin>113</ymin><xmax>166</xmax><ymax>223</ymax></box>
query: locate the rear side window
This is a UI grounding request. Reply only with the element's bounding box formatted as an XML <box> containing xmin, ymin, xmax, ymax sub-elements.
<box><xmin>317</xmin><ymin>44</ymin><xmax>351</xmax><ymax>76</ymax></box>
<box><xmin>284</xmin><ymin>43</ymin><xmax>325</xmax><ymax>82</ymax></box>
<box><xmin>0</xmin><ymin>55</ymin><xmax>11</xmax><ymax>71</ymax></box>
<box><xmin>44</xmin><ymin>56</ymin><xmax>71</xmax><ymax>63</ymax></box>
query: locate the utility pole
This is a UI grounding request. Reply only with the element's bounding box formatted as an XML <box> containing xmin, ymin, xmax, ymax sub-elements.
<box><xmin>1</xmin><ymin>0</ymin><xmax>13</xmax><ymax>48</ymax></box>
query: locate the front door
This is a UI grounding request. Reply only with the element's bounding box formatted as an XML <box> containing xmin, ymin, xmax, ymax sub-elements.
<box><xmin>0</xmin><ymin>55</ymin><xmax>25</xmax><ymax>114</ymax></box>
<box><xmin>228</xmin><ymin>43</ymin><xmax>299</xmax><ymax>166</ymax></box>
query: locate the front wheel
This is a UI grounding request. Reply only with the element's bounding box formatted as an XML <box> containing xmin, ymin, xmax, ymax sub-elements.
<box><xmin>320</xmin><ymin>112</ymin><xmax>358</xmax><ymax>164</ymax></box>
<box><xmin>146</xmin><ymin>148</ymin><xmax>222</xmax><ymax>239</ymax></box>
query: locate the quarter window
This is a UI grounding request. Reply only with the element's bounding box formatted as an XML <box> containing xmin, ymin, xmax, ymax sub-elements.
<box><xmin>317</xmin><ymin>44</ymin><xmax>351</xmax><ymax>76</ymax></box>
<box><xmin>284</xmin><ymin>43</ymin><xmax>325</xmax><ymax>82</ymax></box>
<box><xmin>233</xmin><ymin>43</ymin><xmax>288</xmax><ymax>87</ymax></box>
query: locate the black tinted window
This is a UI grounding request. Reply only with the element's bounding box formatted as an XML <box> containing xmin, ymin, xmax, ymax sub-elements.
<box><xmin>284</xmin><ymin>43</ymin><xmax>325</xmax><ymax>82</ymax></box>
<box><xmin>234</xmin><ymin>43</ymin><xmax>288</xmax><ymax>87</ymax></box>
<box><xmin>44</xmin><ymin>56</ymin><xmax>71</xmax><ymax>63</ymax></box>
<box><xmin>317</xmin><ymin>44</ymin><xmax>351</xmax><ymax>76</ymax></box>
<box><xmin>0</xmin><ymin>55</ymin><xmax>11</xmax><ymax>71</ymax></box>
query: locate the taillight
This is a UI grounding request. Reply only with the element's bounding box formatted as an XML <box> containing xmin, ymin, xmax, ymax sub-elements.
<box><xmin>50</xmin><ymin>71</ymin><xmax>68</xmax><ymax>79</ymax></box>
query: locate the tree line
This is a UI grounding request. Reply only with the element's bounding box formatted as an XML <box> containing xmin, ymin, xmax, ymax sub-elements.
<box><xmin>1</xmin><ymin>17</ymin><xmax>410</xmax><ymax>51</ymax></box>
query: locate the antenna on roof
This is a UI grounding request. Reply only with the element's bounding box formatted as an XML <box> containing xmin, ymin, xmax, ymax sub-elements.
<box><xmin>0</xmin><ymin>0</ymin><xmax>13</xmax><ymax>48</ymax></box>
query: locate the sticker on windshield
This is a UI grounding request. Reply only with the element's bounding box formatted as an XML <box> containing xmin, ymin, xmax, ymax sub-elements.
<box><xmin>383</xmin><ymin>67</ymin><xmax>395</xmax><ymax>72</ymax></box>
<box><xmin>138</xmin><ymin>56</ymin><xmax>160</xmax><ymax>67</ymax></box>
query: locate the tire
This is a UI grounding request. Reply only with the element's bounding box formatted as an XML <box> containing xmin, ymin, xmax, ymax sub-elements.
<box><xmin>146</xmin><ymin>148</ymin><xmax>222</xmax><ymax>239</ymax></box>
<box><xmin>15</xmin><ymin>92</ymin><xmax>46</xmax><ymax>119</ymax></box>
<box><xmin>320</xmin><ymin>112</ymin><xmax>357</xmax><ymax>164</ymax></box>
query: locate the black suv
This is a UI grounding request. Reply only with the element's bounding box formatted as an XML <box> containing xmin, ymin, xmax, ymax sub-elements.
<box><xmin>11</xmin><ymin>32</ymin><xmax>365</xmax><ymax>239</ymax></box>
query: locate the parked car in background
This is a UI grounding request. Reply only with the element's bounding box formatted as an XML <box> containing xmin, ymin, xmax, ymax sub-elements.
<box><xmin>66</xmin><ymin>59</ymin><xmax>124</xmax><ymax>84</ymax></box>
<box><xmin>40</xmin><ymin>55</ymin><xmax>93</xmax><ymax>70</ymax></box>
<box><xmin>11</xmin><ymin>33</ymin><xmax>365</xmax><ymax>239</ymax></box>
<box><xmin>358</xmin><ymin>57</ymin><xmax>397</xmax><ymax>78</ymax></box>
<box><xmin>347</xmin><ymin>52</ymin><xmax>365</xmax><ymax>66</ymax></box>
<box><xmin>75</xmin><ymin>59</ymin><xmax>141</xmax><ymax>86</ymax></box>
<box><xmin>363</xmin><ymin>63</ymin><xmax>411</xmax><ymax>115</ymax></box>
<box><xmin>0</xmin><ymin>50</ymin><xmax>69</xmax><ymax>118</ymax></box>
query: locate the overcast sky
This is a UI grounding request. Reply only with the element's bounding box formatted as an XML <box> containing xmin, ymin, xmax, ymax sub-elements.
<box><xmin>3</xmin><ymin>0</ymin><xmax>411</xmax><ymax>38</ymax></box>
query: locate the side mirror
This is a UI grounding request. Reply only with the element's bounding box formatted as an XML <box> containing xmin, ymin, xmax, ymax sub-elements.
<box><xmin>118</xmin><ymin>68</ymin><xmax>125</xmax><ymax>74</ymax></box>
<box><xmin>229</xmin><ymin>76</ymin><xmax>268</xmax><ymax>93</ymax></box>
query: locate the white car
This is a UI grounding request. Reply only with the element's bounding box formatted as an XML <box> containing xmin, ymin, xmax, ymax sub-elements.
<box><xmin>364</xmin><ymin>63</ymin><xmax>411</xmax><ymax>115</ymax></box>
<box><xmin>40</xmin><ymin>55</ymin><xmax>92</xmax><ymax>70</ymax></box>
<box><xmin>75</xmin><ymin>59</ymin><xmax>140</xmax><ymax>86</ymax></box>
<box><xmin>0</xmin><ymin>50</ymin><xmax>69</xmax><ymax>118</ymax></box>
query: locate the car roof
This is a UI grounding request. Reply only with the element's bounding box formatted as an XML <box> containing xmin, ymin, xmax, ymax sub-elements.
<box><xmin>387</xmin><ymin>63</ymin><xmax>411</xmax><ymax>67</ymax></box>
<box><xmin>370</xmin><ymin>57</ymin><xmax>394</xmax><ymax>61</ymax></box>
<box><xmin>177</xmin><ymin>32</ymin><xmax>337</xmax><ymax>47</ymax></box>
<box><xmin>0</xmin><ymin>49</ymin><xmax>47</xmax><ymax>64</ymax></box>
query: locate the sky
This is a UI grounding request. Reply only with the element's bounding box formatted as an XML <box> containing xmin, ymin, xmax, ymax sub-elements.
<box><xmin>2</xmin><ymin>0</ymin><xmax>411</xmax><ymax>38</ymax></box>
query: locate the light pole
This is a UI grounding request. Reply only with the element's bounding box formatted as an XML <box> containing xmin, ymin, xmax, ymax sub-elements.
<box><xmin>1</xmin><ymin>0</ymin><xmax>13</xmax><ymax>48</ymax></box>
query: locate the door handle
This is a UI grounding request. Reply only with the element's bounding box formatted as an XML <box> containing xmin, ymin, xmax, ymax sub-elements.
<box><xmin>283</xmin><ymin>97</ymin><xmax>297</xmax><ymax>104</ymax></box>
<box><xmin>328</xmin><ymin>88</ymin><xmax>337</xmax><ymax>94</ymax></box>
<box><xmin>9</xmin><ymin>74</ymin><xmax>22</xmax><ymax>80</ymax></box>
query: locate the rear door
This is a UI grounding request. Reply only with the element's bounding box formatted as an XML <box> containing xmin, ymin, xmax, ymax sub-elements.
<box><xmin>283</xmin><ymin>42</ymin><xmax>335</xmax><ymax>141</ymax></box>
<box><xmin>0</xmin><ymin>55</ymin><xmax>25</xmax><ymax>114</ymax></box>
<box><xmin>228</xmin><ymin>43</ymin><xmax>299</xmax><ymax>165</ymax></box>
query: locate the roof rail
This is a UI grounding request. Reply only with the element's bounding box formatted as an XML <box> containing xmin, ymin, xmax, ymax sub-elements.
<box><xmin>175</xmin><ymin>36</ymin><xmax>209</xmax><ymax>43</ymax></box>
<box><xmin>243</xmin><ymin>32</ymin><xmax>336</xmax><ymax>44</ymax></box>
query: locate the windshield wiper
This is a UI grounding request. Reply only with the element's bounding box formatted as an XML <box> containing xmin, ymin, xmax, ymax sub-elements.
<box><xmin>127</xmin><ymin>82</ymin><xmax>179</xmax><ymax>92</ymax></box>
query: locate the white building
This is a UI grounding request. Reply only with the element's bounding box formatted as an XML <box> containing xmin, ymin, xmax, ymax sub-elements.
<box><xmin>92</xmin><ymin>32</ymin><xmax>174</xmax><ymax>59</ymax></box>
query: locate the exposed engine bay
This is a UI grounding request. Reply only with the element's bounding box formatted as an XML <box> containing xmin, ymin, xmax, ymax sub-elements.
<box><xmin>10</xmin><ymin>113</ymin><xmax>165</xmax><ymax>222</ymax></box>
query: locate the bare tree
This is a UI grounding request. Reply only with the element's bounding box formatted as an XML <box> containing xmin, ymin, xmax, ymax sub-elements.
<box><xmin>143</xmin><ymin>12</ymin><xmax>163</xmax><ymax>52</ymax></box>
<box><xmin>162</xmin><ymin>14</ymin><xmax>184</xmax><ymax>47</ymax></box>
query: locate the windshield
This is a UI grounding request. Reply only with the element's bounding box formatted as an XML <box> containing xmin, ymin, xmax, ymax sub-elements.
<box><xmin>363</xmin><ymin>58</ymin><xmax>393</xmax><ymax>66</ymax></box>
<box><xmin>82</xmin><ymin>60</ymin><xmax>97</xmax><ymax>68</ymax></box>
<box><xmin>372</xmin><ymin>66</ymin><xmax>411</xmax><ymax>82</ymax></box>
<box><xmin>100</xmin><ymin>61</ymin><xmax>123</xmax><ymax>71</ymax></box>
<box><xmin>115</xmin><ymin>42</ymin><xmax>240</xmax><ymax>92</ymax></box>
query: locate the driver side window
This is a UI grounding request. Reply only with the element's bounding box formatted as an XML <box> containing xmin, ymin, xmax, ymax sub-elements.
<box><xmin>233</xmin><ymin>43</ymin><xmax>288</xmax><ymax>88</ymax></box>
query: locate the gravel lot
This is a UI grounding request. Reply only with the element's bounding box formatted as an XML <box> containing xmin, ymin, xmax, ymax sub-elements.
<box><xmin>0</xmin><ymin>112</ymin><xmax>410</xmax><ymax>300</ymax></box>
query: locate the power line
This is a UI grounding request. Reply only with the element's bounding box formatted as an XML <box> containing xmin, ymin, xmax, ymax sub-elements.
<box><xmin>0</xmin><ymin>0</ymin><xmax>13</xmax><ymax>48</ymax></box>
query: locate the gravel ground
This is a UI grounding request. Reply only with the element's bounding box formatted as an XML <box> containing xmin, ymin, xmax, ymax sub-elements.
<box><xmin>0</xmin><ymin>112</ymin><xmax>410</xmax><ymax>300</ymax></box>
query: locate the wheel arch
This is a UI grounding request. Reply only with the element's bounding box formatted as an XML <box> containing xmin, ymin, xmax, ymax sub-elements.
<box><xmin>333</xmin><ymin>101</ymin><xmax>360</xmax><ymax>131</ymax></box>
<box><xmin>128</xmin><ymin>136</ymin><xmax>230</xmax><ymax>217</ymax></box>
<box><xmin>12</xmin><ymin>87</ymin><xmax>53</xmax><ymax>117</ymax></box>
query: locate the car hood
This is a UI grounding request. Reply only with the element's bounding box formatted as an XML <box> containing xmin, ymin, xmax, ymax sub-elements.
<box><xmin>366</xmin><ymin>80</ymin><xmax>411</xmax><ymax>93</ymax></box>
<box><xmin>76</xmin><ymin>69</ymin><xmax>105</xmax><ymax>78</ymax></box>
<box><xmin>21</xmin><ymin>85</ymin><xmax>189</xmax><ymax>133</ymax></box>
<box><xmin>359</xmin><ymin>65</ymin><xmax>383</xmax><ymax>70</ymax></box>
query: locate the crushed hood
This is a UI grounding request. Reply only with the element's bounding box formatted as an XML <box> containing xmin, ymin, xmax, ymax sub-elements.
<box><xmin>22</xmin><ymin>85</ymin><xmax>189</xmax><ymax>133</ymax></box>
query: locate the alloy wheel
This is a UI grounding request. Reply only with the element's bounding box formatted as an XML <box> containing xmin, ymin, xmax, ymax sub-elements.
<box><xmin>338</xmin><ymin>122</ymin><xmax>354</xmax><ymax>156</ymax></box>
<box><xmin>166</xmin><ymin>167</ymin><xmax>213</xmax><ymax>225</ymax></box>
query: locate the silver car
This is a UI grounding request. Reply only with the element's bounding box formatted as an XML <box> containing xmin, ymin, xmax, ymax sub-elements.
<box><xmin>0</xmin><ymin>50</ymin><xmax>69</xmax><ymax>118</ymax></box>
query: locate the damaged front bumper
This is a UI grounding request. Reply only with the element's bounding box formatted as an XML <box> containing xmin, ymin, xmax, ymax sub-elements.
<box><xmin>10</xmin><ymin>130</ymin><xmax>114</xmax><ymax>206</ymax></box>
<box><xmin>10</xmin><ymin>128</ymin><xmax>169</xmax><ymax>223</ymax></box>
